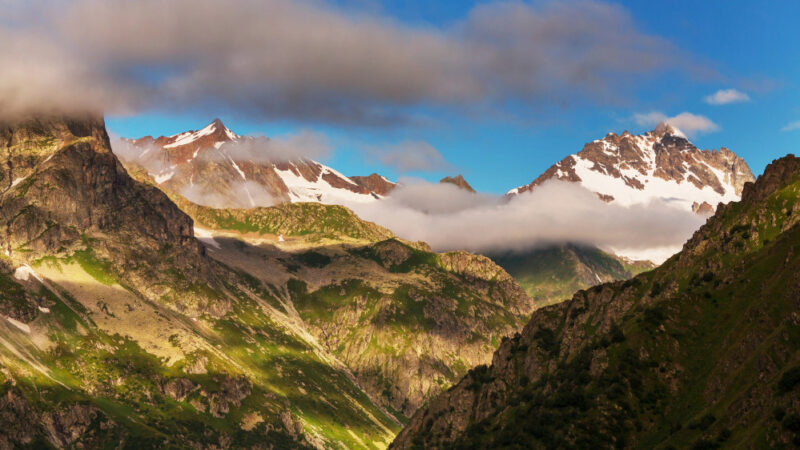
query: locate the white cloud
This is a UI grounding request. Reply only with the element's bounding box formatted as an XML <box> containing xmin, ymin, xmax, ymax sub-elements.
<box><xmin>180</xmin><ymin>181</ymin><xmax>278</xmax><ymax>209</ymax></box>
<box><xmin>216</xmin><ymin>131</ymin><xmax>331</xmax><ymax>163</ymax></box>
<box><xmin>781</xmin><ymin>120</ymin><xmax>800</xmax><ymax>132</ymax></box>
<box><xmin>345</xmin><ymin>179</ymin><xmax>706</xmax><ymax>263</ymax></box>
<box><xmin>704</xmin><ymin>88</ymin><xmax>750</xmax><ymax>105</ymax></box>
<box><xmin>0</xmin><ymin>0</ymin><xmax>692</xmax><ymax>123</ymax></box>
<box><xmin>634</xmin><ymin>111</ymin><xmax>719</xmax><ymax>136</ymax></box>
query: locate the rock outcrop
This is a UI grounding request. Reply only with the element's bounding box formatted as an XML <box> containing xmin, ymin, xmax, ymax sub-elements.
<box><xmin>439</xmin><ymin>175</ymin><xmax>475</xmax><ymax>193</ymax></box>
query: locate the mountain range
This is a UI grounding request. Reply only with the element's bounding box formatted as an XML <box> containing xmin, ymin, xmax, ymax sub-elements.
<box><xmin>122</xmin><ymin>119</ymin><xmax>394</xmax><ymax>207</ymax></box>
<box><xmin>0</xmin><ymin>116</ymin><xmax>548</xmax><ymax>447</ymax></box>
<box><xmin>1</xmin><ymin>114</ymin><xmax>788</xmax><ymax>449</ymax></box>
<box><xmin>393</xmin><ymin>154</ymin><xmax>800</xmax><ymax>449</ymax></box>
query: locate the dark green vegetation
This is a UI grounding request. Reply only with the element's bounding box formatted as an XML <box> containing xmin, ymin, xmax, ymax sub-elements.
<box><xmin>490</xmin><ymin>244</ymin><xmax>654</xmax><ymax>307</ymax></box>
<box><xmin>392</xmin><ymin>155</ymin><xmax>800</xmax><ymax>449</ymax></box>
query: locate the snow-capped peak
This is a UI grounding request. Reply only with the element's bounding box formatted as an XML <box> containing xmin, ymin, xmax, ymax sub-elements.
<box><xmin>164</xmin><ymin>119</ymin><xmax>237</xmax><ymax>149</ymax></box>
<box><xmin>123</xmin><ymin>120</ymin><xmax>395</xmax><ymax>207</ymax></box>
<box><xmin>508</xmin><ymin>126</ymin><xmax>754</xmax><ymax>213</ymax></box>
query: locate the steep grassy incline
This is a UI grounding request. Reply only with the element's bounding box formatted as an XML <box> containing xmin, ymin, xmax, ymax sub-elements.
<box><xmin>393</xmin><ymin>155</ymin><xmax>800</xmax><ymax>449</ymax></box>
<box><xmin>0</xmin><ymin>116</ymin><xmax>401</xmax><ymax>448</ymax></box>
<box><xmin>490</xmin><ymin>244</ymin><xmax>654</xmax><ymax>307</ymax></box>
<box><xmin>121</xmin><ymin>164</ymin><xmax>539</xmax><ymax>423</ymax></box>
<box><xmin>197</xmin><ymin>232</ymin><xmax>535</xmax><ymax>422</ymax></box>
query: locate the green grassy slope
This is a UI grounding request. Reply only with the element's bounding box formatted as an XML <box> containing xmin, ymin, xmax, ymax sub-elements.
<box><xmin>489</xmin><ymin>244</ymin><xmax>654</xmax><ymax>307</ymax></box>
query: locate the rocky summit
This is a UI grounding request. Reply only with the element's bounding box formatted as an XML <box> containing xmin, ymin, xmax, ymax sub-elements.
<box><xmin>509</xmin><ymin>123</ymin><xmax>755</xmax><ymax>213</ymax></box>
<box><xmin>439</xmin><ymin>175</ymin><xmax>476</xmax><ymax>193</ymax></box>
<box><xmin>393</xmin><ymin>155</ymin><xmax>800</xmax><ymax>449</ymax></box>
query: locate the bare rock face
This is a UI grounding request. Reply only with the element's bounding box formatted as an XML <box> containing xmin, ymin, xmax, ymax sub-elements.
<box><xmin>162</xmin><ymin>378</ymin><xmax>196</xmax><ymax>402</ymax></box>
<box><xmin>509</xmin><ymin>124</ymin><xmax>755</xmax><ymax>213</ymax></box>
<box><xmin>0</xmin><ymin>388</ymin><xmax>118</xmax><ymax>449</ymax></box>
<box><xmin>393</xmin><ymin>155</ymin><xmax>800</xmax><ymax>449</ymax></box>
<box><xmin>439</xmin><ymin>175</ymin><xmax>476</xmax><ymax>193</ymax></box>
<box><xmin>350</xmin><ymin>173</ymin><xmax>397</xmax><ymax>196</ymax></box>
<box><xmin>0</xmin><ymin>115</ymin><xmax>230</xmax><ymax>317</ymax></box>
<box><xmin>207</xmin><ymin>376</ymin><xmax>252</xmax><ymax>418</ymax></box>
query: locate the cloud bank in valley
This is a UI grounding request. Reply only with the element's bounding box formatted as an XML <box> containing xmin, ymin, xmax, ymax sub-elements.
<box><xmin>344</xmin><ymin>179</ymin><xmax>706</xmax><ymax>263</ymax></box>
<box><xmin>0</xmin><ymin>0</ymin><xmax>693</xmax><ymax>123</ymax></box>
<box><xmin>112</xmin><ymin>131</ymin><xmax>706</xmax><ymax>262</ymax></box>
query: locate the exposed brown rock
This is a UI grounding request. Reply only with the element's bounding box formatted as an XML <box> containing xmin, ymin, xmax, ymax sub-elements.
<box><xmin>350</xmin><ymin>173</ymin><xmax>397</xmax><ymax>196</ymax></box>
<box><xmin>439</xmin><ymin>174</ymin><xmax>476</xmax><ymax>193</ymax></box>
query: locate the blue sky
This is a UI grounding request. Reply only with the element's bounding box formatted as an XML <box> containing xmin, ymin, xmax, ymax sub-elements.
<box><xmin>104</xmin><ymin>0</ymin><xmax>800</xmax><ymax>194</ymax></box>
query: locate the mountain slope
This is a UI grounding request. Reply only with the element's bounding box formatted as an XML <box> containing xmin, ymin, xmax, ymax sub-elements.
<box><xmin>489</xmin><ymin>244</ymin><xmax>654</xmax><ymax>307</ymax></box>
<box><xmin>509</xmin><ymin>123</ymin><xmax>755</xmax><ymax>213</ymax></box>
<box><xmin>163</xmin><ymin>198</ymin><xmax>536</xmax><ymax>420</ymax></box>
<box><xmin>0</xmin><ymin>116</ymin><xmax>404</xmax><ymax>448</ymax></box>
<box><xmin>393</xmin><ymin>154</ymin><xmax>800</xmax><ymax>449</ymax></box>
<box><xmin>121</xmin><ymin>119</ymin><xmax>390</xmax><ymax>207</ymax></box>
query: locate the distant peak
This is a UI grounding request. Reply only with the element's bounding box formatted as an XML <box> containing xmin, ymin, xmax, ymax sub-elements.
<box><xmin>440</xmin><ymin>174</ymin><xmax>476</xmax><ymax>193</ymax></box>
<box><xmin>205</xmin><ymin>117</ymin><xmax>237</xmax><ymax>140</ymax></box>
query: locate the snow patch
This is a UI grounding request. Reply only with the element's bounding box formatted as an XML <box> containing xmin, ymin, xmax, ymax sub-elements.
<box><xmin>10</xmin><ymin>176</ymin><xmax>27</xmax><ymax>188</ymax></box>
<box><xmin>194</xmin><ymin>227</ymin><xmax>221</xmax><ymax>249</ymax></box>
<box><xmin>154</xmin><ymin>169</ymin><xmax>175</xmax><ymax>184</ymax></box>
<box><xmin>275</xmin><ymin>162</ymin><xmax>378</xmax><ymax>205</ymax></box>
<box><xmin>13</xmin><ymin>265</ymin><xmax>42</xmax><ymax>283</ymax></box>
<box><xmin>5</xmin><ymin>317</ymin><xmax>30</xmax><ymax>334</ymax></box>
<box><xmin>38</xmin><ymin>306</ymin><xmax>51</xmax><ymax>313</ymax></box>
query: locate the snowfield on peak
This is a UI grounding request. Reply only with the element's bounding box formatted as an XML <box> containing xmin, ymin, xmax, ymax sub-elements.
<box><xmin>509</xmin><ymin>124</ymin><xmax>754</xmax><ymax>214</ymax></box>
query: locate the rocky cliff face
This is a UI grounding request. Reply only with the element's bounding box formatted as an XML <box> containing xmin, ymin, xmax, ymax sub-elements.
<box><xmin>394</xmin><ymin>154</ymin><xmax>800</xmax><ymax>449</ymax></box>
<box><xmin>509</xmin><ymin>123</ymin><xmax>755</xmax><ymax>213</ymax></box>
<box><xmin>121</xmin><ymin>119</ymin><xmax>391</xmax><ymax>207</ymax></box>
<box><xmin>0</xmin><ymin>116</ymin><xmax>214</xmax><ymax>309</ymax></box>
<box><xmin>1</xmin><ymin>116</ymin><xmax>198</xmax><ymax>256</ymax></box>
